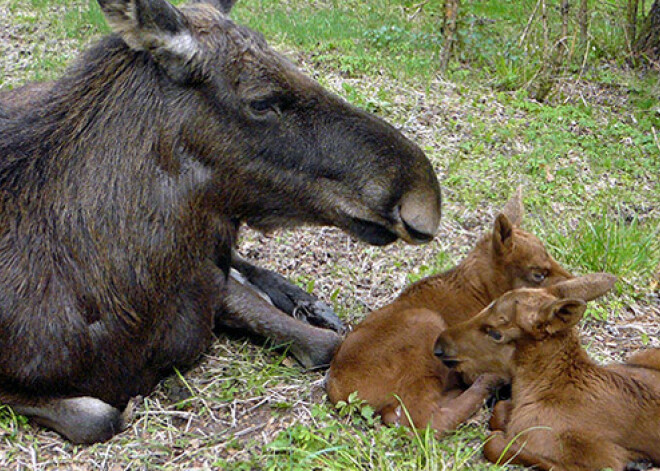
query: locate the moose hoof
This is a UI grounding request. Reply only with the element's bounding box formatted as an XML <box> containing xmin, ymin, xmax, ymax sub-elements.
<box><xmin>16</xmin><ymin>396</ymin><xmax>126</xmax><ymax>444</ymax></box>
<box><xmin>294</xmin><ymin>299</ymin><xmax>345</xmax><ymax>334</ymax></box>
<box><xmin>290</xmin><ymin>330</ymin><xmax>342</xmax><ymax>369</ymax></box>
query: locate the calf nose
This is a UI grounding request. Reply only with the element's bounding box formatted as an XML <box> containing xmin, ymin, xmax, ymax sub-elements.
<box><xmin>434</xmin><ymin>338</ymin><xmax>459</xmax><ymax>368</ymax></box>
<box><xmin>434</xmin><ymin>344</ymin><xmax>445</xmax><ymax>358</ymax></box>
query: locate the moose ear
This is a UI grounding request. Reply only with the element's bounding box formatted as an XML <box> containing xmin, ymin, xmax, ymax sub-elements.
<box><xmin>537</xmin><ymin>299</ymin><xmax>586</xmax><ymax>336</ymax></box>
<box><xmin>500</xmin><ymin>186</ymin><xmax>524</xmax><ymax>227</ymax></box>
<box><xmin>492</xmin><ymin>213</ymin><xmax>514</xmax><ymax>256</ymax></box>
<box><xmin>98</xmin><ymin>0</ymin><xmax>201</xmax><ymax>82</ymax></box>
<box><xmin>191</xmin><ymin>0</ymin><xmax>237</xmax><ymax>14</ymax></box>
<box><xmin>548</xmin><ymin>273</ymin><xmax>617</xmax><ymax>302</ymax></box>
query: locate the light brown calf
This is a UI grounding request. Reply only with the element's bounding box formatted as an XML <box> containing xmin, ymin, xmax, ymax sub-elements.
<box><xmin>326</xmin><ymin>190</ymin><xmax>572</xmax><ymax>434</ymax></box>
<box><xmin>435</xmin><ymin>274</ymin><xmax>660</xmax><ymax>471</ymax></box>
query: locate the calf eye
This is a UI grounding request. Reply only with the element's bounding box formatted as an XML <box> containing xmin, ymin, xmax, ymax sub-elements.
<box><xmin>487</xmin><ymin>329</ymin><xmax>503</xmax><ymax>341</ymax></box>
<box><xmin>531</xmin><ymin>271</ymin><xmax>546</xmax><ymax>283</ymax></box>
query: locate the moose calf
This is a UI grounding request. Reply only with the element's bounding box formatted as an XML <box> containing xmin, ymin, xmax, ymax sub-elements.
<box><xmin>435</xmin><ymin>274</ymin><xmax>660</xmax><ymax>471</ymax></box>
<box><xmin>326</xmin><ymin>189</ymin><xmax>572</xmax><ymax>434</ymax></box>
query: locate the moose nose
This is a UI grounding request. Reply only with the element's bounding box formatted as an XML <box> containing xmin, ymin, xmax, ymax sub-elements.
<box><xmin>434</xmin><ymin>344</ymin><xmax>445</xmax><ymax>358</ymax></box>
<box><xmin>398</xmin><ymin>188</ymin><xmax>441</xmax><ymax>244</ymax></box>
<box><xmin>434</xmin><ymin>339</ymin><xmax>460</xmax><ymax>367</ymax></box>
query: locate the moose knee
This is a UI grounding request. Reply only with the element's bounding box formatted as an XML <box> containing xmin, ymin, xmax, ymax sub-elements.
<box><xmin>13</xmin><ymin>397</ymin><xmax>125</xmax><ymax>444</ymax></box>
<box><xmin>489</xmin><ymin>399</ymin><xmax>513</xmax><ymax>431</ymax></box>
<box><xmin>290</xmin><ymin>328</ymin><xmax>342</xmax><ymax>369</ymax></box>
<box><xmin>483</xmin><ymin>431</ymin><xmax>511</xmax><ymax>464</ymax></box>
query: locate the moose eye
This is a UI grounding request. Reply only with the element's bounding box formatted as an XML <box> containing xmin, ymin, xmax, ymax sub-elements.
<box><xmin>530</xmin><ymin>271</ymin><xmax>547</xmax><ymax>283</ymax></box>
<box><xmin>487</xmin><ymin>329</ymin><xmax>503</xmax><ymax>341</ymax></box>
<box><xmin>247</xmin><ymin>96</ymin><xmax>283</xmax><ymax>119</ymax></box>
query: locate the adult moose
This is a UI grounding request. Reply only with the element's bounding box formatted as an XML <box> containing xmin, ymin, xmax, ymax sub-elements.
<box><xmin>0</xmin><ymin>0</ymin><xmax>441</xmax><ymax>443</ymax></box>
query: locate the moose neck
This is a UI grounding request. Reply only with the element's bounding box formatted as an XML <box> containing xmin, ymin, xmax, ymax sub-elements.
<box><xmin>396</xmin><ymin>234</ymin><xmax>507</xmax><ymax>326</ymax></box>
<box><xmin>512</xmin><ymin>329</ymin><xmax>594</xmax><ymax>402</ymax></box>
<box><xmin>0</xmin><ymin>36</ymin><xmax>221</xmax><ymax>279</ymax></box>
<box><xmin>456</xmin><ymin>235</ymin><xmax>509</xmax><ymax>304</ymax></box>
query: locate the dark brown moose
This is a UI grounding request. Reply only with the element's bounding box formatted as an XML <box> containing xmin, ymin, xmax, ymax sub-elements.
<box><xmin>0</xmin><ymin>0</ymin><xmax>441</xmax><ymax>443</ymax></box>
<box><xmin>435</xmin><ymin>274</ymin><xmax>660</xmax><ymax>471</ymax></box>
<box><xmin>326</xmin><ymin>189</ymin><xmax>572</xmax><ymax>434</ymax></box>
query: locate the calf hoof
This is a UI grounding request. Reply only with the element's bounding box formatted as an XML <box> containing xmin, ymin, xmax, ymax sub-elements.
<box><xmin>15</xmin><ymin>396</ymin><xmax>126</xmax><ymax>444</ymax></box>
<box><xmin>473</xmin><ymin>373</ymin><xmax>507</xmax><ymax>394</ymax></box>
<box><xmin>290</xmin><ymin>329</ymin><xmax>342</xmax><ymax>369</ymax></box>
<box><xmin>625</xmin><ymin>460</ymin><xmax>654</xmax><ymax>471</ymax></box>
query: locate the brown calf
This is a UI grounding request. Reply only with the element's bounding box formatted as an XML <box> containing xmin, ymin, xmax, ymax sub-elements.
<box><xmin>435</xmin><ymin>274</ymin><xmax>660</xmax><ymax>471</ymax></box>
<box><xmin>326</xmin><ymin>189</ymin><xmax>572</xmax><ymax>433</ymax></box>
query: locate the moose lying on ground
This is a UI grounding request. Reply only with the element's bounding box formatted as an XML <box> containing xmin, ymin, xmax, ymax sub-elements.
<box><xmin>0</xmin><ymin>0</ymin><xmax>442</xmax><ymax>443</ymax></box>
<box><xmin>325</xmin><ymin>189</ymin><xmax>572</xmax><ymax>434</ymax></box>
<box><xmin>435</xmin><ymin>274</ymin><xmax>660</xmax><ymax>471</ymax></box>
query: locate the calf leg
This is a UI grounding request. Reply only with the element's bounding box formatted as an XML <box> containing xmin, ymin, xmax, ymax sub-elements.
<box><xmin>217</xmin><ymin>276</ymin><xmax>342</xmax><ymax>368</ymax></box>
<box><xmin>12</xmin><ymin>397</ymin><xmax>125</xmax><ymax>444</ymax></box>
<box><xmin>489</xmin><ymin>399</ymin><xmax>513</xmax><ymax>431</ymax></box>
<box><xmin>484</xmin><ymin>431</ymin><xmax>564</xmax><ymax>470</ymax></box>
<box><xmin>431</xmin><ymin>373</ymin><xmax>503</xmax><ymax>435</ymax></box>
<box><xmin>485</xmin><ymin>431</ymin><xmax>628</xmax><ymax>471</ymax></box>
<box><xmin>231</xmin><ymin>255</ymin><xmax>345</xmax><ymax>333</ymax></box>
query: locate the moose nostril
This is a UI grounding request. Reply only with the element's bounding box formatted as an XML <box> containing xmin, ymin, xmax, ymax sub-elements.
<box><xmin>434</xmin><ymin>344</ymin><xmax>445</xmax><ymax>358</ymax></box>
<box><xmin>402</xmin><ymin>218</ymin><xmax>434</xmax><ymax>243</ymax></box>
<box><xmin>398</xmin><ymin>189</ymin><xmax>441</xmax><ymax>243</ymax></box>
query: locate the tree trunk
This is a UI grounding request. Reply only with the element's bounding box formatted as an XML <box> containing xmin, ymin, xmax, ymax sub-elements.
<box><xmin>635</xmin><ymin>0</ymin><xmax>660</xmax><ymax>63</ymax></box>
<box><xmin>440</xmin><ymin>0</ymin><xmax>460</xmax><ymax>71</ymax></box>
<box><xmin>578</xmin><ymin>0</ymin><xmax>588</xmax><ymax>45</ymax></box>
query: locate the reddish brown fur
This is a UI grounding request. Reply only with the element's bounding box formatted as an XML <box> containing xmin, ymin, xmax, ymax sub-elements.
<box><xmin>326</xmin><ymin>190</ymin><xmax>572</xmax><ymax>434</ymax></box>
<box><xmin>436</xmin><ymin>274</ymin><xmax>660</xmax><ymax>471</ymax></box>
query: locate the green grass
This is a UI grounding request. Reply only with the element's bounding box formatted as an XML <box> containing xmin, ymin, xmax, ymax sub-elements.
<box><xmin>229</xmin><ymin>397</ymin><xmax>499</xmax><ymax>471</ymax></box>
<box><xmin>541</xmin><ymin>211</ymin><xmax>660</xmax><ymax>296</ymax></box>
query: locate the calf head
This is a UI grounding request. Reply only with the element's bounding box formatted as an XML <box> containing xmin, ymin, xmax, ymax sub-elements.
<box><xmin>474</xmin><ymin>188</ymin><xmax>573</xmax><ymax>292</ymax></box>
<box><xmin>97</xmin><ymin>0</ymin><xmax>441</xmax><ymax>245</ymax></box>
<box><xmin>434</xmin><ymin>273</ymin><xmax>617</xmax><ymax>382</ymax></box>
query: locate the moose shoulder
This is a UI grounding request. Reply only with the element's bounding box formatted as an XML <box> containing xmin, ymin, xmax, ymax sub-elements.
<box><xmin>0</xmin><ymin>0</ymin><xmax>441</xmax><ymax>443</ymax></box>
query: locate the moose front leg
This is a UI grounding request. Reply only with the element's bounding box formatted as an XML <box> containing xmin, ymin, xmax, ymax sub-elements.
<box><xmin>230</xmin><ymin>253</ymin><xmax>345</xmax><ymax>333</ymax></box>
<box><xmin>489</xmin><ymin>399</ymin><xmax>513</xmax><ymax>431</ymax></box>
<box><xmin>431</xmin><ymin>373</ymin><xmax>504</xmax><ymax>436</ymax></box>
<box><xmin>216</xmin><ymin>275</ymin><xmax>342</xmax><ymax>368</ymax></box>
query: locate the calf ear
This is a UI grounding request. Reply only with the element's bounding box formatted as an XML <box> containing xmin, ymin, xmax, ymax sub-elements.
<box><xmin>492</xmin><ymin>213</ymin><xmax>514</xmax><ymax>255</ymax></box>
<box><xmin>548</xmin><ymin>273</ymin><xmax>617</xmax><ymax>302</ymax></box>
<box><xmin>192</xmin><ymin>0</ymin><xmax>237</xmax><ymax>13</ymax></box>
<box><xmin>98</xmin><ymin>0</ymin><xmax>201</xmax><ymax>82</ymax></box>
<box><xmin>539</xmin><ymin>299</ymin><xmax>586</xmax><ymax>336</ymax></box>
<box><xmin>500</xmin><ymin>186</ymin><xmax>524</xmax><ymax>227</ymax></box>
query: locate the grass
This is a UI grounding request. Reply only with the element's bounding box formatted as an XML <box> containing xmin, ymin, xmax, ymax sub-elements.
<box><xmin>0</xmin><ymin>0</ymin><xmax>659</xmax><ymax>469</ymax></box>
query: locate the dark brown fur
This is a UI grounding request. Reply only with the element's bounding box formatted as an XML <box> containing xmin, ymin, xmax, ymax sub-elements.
<box><xmin>326</xmin><ymin>190</ymin><xmax>572</xmax><ymax>434</ymax></box>
<box><xmin>436</xmin><ymin>274</ymin><xmax>660</xmax><ymax>471</ymax></box>
<box><xmin>0</xmin><ymin>0</ymin><xmax>441</xmax><ymax>443</ymax></box>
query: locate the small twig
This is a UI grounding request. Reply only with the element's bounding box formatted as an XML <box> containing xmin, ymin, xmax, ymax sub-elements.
<box><xmin>519</xmin><ymin>0</ymin><xmax>542</xmax><ymax>47</ymax></box>
<box><xmin>407</xmin><ymin>0</ymin><xmax>429</xmax><ymax>21</ymax></box>
<box><xmin>652</xmin><ymin>127</ymin><xmax>660</xmax><ymax>153</ymax></box>
<box><xmin>234</xmin><ymin>423</ymin><xmax>266</xmax><ymax>437</ymax></box>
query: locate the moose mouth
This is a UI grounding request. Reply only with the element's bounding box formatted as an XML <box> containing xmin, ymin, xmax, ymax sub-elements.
<box><xmin>348</xmin><ymin>217</ymin><xmax>399</xmax><ymax>246</ymax></box>
<box><xmin>348</xmin><ymin>216</ymin><xmax>435</xmax><ymax>246</ymax></box>
<box><xmin>439</xmin><ymin>357</ymin><xmax>461</xmax><ymax>369</ymax></box>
